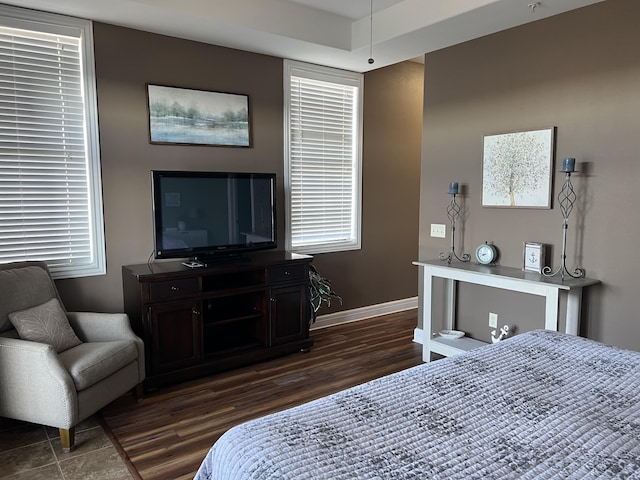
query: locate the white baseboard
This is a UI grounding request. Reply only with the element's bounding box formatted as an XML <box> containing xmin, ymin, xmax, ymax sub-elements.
<box><xmin>310</xmin><ymin>297</ymin><xmax>418</xmax><ymax>330</ymax></box>
<box><xmin>413</xmin><ymin>327</ymin><xmax>424</xmax><ymax>344</ymax></box>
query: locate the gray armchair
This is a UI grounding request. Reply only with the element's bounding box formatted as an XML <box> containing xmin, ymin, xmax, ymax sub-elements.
<box><xmin>0</xmin><ymin>261</ymin><xmax>144</xmax><ymax>451</ymax></box>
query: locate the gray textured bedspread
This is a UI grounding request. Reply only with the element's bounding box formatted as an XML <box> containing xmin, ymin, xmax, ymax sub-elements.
<box><xmin>194</xmin><ymin>330</ymin><xmax>640</xmax><ymax>479</ymax></box>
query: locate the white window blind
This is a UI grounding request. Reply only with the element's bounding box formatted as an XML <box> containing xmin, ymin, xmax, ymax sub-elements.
<box><xmin>284</xmin><ymin>60</ymin><xmax>363</xmax><ymax>254</ymax></box>
<box><xmin>0</xmin><ymin>6</ymin><xmax>105</xmax><ymax>278</ymax></box>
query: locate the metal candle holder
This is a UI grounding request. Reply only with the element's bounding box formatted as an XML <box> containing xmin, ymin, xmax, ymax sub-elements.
<box><xmin>543</xmin><ymin>158</ymin><xmax>585</xmax><ymax>279</ymax></box>
<box><xmin>440</xmin><ymin>182</ymin><xmax>470</xmax><ymax>264</ymax></box>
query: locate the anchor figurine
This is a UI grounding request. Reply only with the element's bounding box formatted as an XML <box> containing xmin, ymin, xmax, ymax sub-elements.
<box><xmin>491</xmin><ymin>325</ymin><xmax>510</xmax><ymax>344</ymax></box>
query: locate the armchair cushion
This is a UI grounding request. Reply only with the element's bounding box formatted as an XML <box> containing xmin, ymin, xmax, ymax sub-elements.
<box><xmin>0</xmin><ymin>264</ymin><xmax>60</xmax><ymax>332</ymax></box>
<box><xmin>9</xmin><ymin>298</ymin><xmax>82</xmax><ymax>353</ymax></box>
<box><xmin>58</xmin><ymin>340</ymin><xmax>138</xmax><ymax>391</ymax></box>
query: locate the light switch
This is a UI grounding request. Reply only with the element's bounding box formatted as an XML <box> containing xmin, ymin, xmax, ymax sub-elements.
<box><xmin>430</xmin><ymin>224</ymin><xmax>446</xmax><ymax>238</ymax></box>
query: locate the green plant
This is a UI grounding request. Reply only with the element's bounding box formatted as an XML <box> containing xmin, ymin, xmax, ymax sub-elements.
<box><xmin>308</xmin><ymin>264</ymin><xmax>342</xmax><ymax>324</ymax></box>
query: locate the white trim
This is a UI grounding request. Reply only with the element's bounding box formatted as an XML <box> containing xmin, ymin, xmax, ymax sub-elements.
<box><xmin>413</xmin><ymin>327</ymin><xmax>424</xmax><ymax>344</ymax></box>
<box><xmin>310</xmin><ymin>297</ymin><xmax>418</xmax><ymax>330</ymax></box>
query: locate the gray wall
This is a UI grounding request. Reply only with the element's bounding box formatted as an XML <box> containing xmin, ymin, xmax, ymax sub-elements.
<box><xmin>55</xmin><ymin>23</ymin><xmax>423</xmax><ymax>318</ymax></box>
<box><xmin>418</xmin><ymin>0</ymin><xmax>640</xmax><ymax>350</ymax></box>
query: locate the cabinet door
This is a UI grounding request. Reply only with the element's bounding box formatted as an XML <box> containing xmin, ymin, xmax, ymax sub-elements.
<box><xmin>147</xmin><ymin>301</ymin><xmax>202</xmax><ymax>374</ymax></box>
<box><xmin>269</xmin><ymin>285</ymin><xmax>308</xmax><ymax>346</ymax></box>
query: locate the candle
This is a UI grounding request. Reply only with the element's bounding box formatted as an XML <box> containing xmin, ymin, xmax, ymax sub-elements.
<box><xmin>561</xmin><ymin>157</ymin><xmax>575</xmax><ymax>173</ymax></box>
<box><xmin>449</xmin><ymin>182</ymin><xmax>459</xmax><ymax>194</ymax></box>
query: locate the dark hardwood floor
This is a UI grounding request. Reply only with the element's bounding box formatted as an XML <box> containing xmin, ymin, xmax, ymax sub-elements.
<box><xmin>101</xmin><ymin>309</ymin><xmax>423</xmax><ymax>480</ymax></box>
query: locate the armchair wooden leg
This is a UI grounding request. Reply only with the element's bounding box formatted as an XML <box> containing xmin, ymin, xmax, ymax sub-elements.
<box><xmin>132</xmin><ymin>382</ymin><xmax>144</xmax><ymax>402</ymax></box>
<box><xmin>59</xmin><ymin>427</ymin><xmax>76</xmax><ymax>452</ymax></box>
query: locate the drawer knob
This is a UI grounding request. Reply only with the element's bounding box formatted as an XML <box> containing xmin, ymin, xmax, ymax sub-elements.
<box><xmin>170</xmin><ymin>285</ymin><xmax>179</xmax><ymax>291</ymax></box>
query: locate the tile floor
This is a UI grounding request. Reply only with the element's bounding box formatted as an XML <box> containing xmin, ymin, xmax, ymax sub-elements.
<box><xmin>0</xmin><ymin>416</ymin><xmax>134</xmax><ymax>480</ymax></box>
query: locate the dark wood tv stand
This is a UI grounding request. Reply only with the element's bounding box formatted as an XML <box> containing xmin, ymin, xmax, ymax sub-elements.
<box><xmin>122</xmin><ymin>251</ymin><xmax>313</xmax><ymax>389</ymax></box>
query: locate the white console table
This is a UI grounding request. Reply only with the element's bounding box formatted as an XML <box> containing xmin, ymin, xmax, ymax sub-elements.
<box><xmin>413</xmin><ymin>259</ymin><xmax>600</xmax><ymax>362</ymax></box>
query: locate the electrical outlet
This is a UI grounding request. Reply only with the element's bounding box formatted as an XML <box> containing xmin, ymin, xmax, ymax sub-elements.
<box><xmin>430</xmin><ymin>224</ymin><xmax>446</xmax><ymax>238</ymax></box>
<box><xmin>489</xmin><ymin>312</ymin><xmax>498</xmax><ymax>329</ymax></box>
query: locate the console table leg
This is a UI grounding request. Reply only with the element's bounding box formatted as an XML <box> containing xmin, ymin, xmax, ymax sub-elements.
<box><xmin>543</xmin><ymin>288</ymin><xmax>559</xmax><ymax>332</ymax></box>
<box><xmin>445</xmin><ymin>279</ymin><xmax>456</xmax><ymax>331</ymax></box>
<box><xmin>420</xmin><ymin>266</ymin><xmax>433</xmax><ymax>363</ymax></box>
<box><xmin>565</xmin><ymin>288</ymin><xmax>583</xmax><ymax>335</ymax></box>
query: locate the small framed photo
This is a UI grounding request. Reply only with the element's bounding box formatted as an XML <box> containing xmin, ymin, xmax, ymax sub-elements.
<box><xmin>523</xmin><ymin>242</ymin><xmax>546</xmax><ymax>273</ymax></box>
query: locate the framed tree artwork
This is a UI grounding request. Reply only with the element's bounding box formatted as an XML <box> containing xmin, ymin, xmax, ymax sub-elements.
<box><xmin>482</xmin><ymin>127</ymin><xmax>555</xmax><ymax>208</ymax></box>
<box><xmin>146</xmin><ymin>84</ymin><xmax>251</xmax><ymax>147</ymax></box>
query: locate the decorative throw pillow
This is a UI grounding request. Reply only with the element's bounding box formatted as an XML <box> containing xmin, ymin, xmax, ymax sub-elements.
<box><xmin>8</xmin><ymin>298</ymin><xmax>82</xmax><ymax>353</ymax></box>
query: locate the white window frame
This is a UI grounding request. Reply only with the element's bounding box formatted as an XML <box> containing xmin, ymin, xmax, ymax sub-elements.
<box><xmin>284</xmin><ymin>60</ymin><xmax>363</xmax><ymax>254</ymax></box>
<box><xmin>0</xmin><ymin>5</ymin><xmax>105</xmax><ymax>278</ymax></box>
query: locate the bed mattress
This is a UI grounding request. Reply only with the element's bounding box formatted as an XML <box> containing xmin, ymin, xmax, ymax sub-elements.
<box><xmin>195</xmin><ymin>330</ymin><xmax>640</xmax><ymax>479</ymax></box>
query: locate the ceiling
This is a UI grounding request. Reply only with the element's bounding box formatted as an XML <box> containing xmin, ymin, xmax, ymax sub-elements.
<box><xmin>3</xmin><ymin>0</ymin><xmax>605</xmax><ymax>72</ymax></box>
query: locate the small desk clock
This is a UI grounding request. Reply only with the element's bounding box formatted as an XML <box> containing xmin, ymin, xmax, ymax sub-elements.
<box><xmin>475</xmin><ymin>242</ymin><xmax>497</xmax><ymax>265</ymax></box>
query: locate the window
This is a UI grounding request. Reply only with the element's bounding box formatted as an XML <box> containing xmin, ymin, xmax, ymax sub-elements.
<box><xmin>0</xmin><ymin>5</ymin><xmax>105</xmax><ymax>278</ymax></box>
<box><xmin>284</xmin><ymin>60</ymin><xmax>363</xmax><ymax>254</ymax></box>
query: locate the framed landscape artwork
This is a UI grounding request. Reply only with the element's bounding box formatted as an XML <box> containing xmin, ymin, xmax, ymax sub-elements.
<box><xmin>147</xmin><ymin>84</ymin><xmax>251</xmax><ymax>147</ymax></box>
<box><xmin>482</xmin><ymin>127</ymin><xmax>555</xmax><ymax>208</ymax></box>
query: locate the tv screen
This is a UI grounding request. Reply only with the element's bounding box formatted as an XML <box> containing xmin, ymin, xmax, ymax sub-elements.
<box><xmin>151</xmin><ymin>170</ymin><xmax>277</xmax><ymax>261</ymax></box>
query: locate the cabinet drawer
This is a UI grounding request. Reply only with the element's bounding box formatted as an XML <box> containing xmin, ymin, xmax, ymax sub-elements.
<box><xmin>149</xmin><ymin>278</ymin><xmax>199</xmax><ymax>300</ymax></box>
<box><xmin>267</xmin><ymin>264</ymin><xmax>306</xmax><ymax>283</ymax></box>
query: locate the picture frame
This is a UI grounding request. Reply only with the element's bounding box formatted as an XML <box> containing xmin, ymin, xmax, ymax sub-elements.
<box><xmin>482</xmin><ymin>127</ymin><xmax>555</xmax><ymax>208</ymax></box>
<box><xmin>146</xmin><ymin>84</ymin><xmax>251</xmax><ymax>147</ymax></box>
<box><xmin>523</xmin><ymin>242</ymin><xmax>546</xmax><ymax>273</ymax></box>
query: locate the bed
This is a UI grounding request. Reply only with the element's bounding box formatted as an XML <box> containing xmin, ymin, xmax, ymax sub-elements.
<box><xmin>194</xmin><ymin>330</ymin><xmax>640</xmax><ymax>479</ymax></box>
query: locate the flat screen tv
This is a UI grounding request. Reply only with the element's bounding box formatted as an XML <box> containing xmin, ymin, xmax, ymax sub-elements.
<box><xmin>151</xmin><ymin>170</ymin><xmax>277</xmax><ymax>263</ymax></box>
